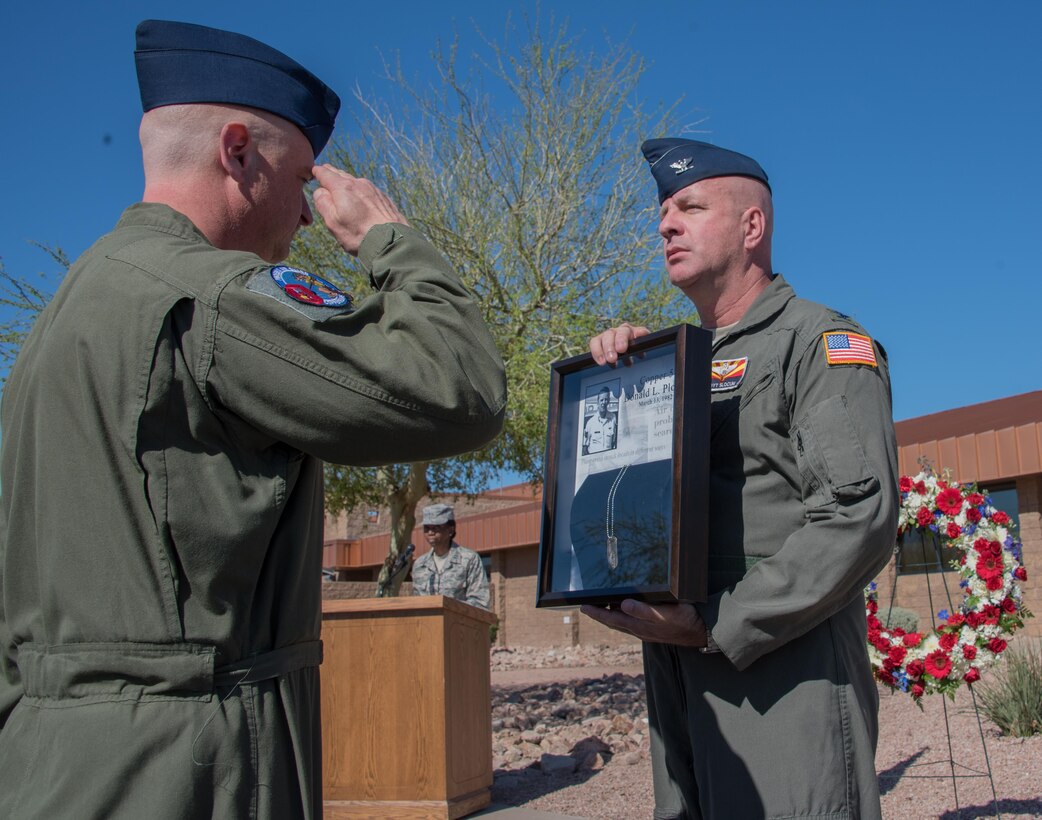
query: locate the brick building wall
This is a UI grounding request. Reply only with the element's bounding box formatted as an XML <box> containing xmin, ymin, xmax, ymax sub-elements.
<box><xmin>488</xmin><ymin>545</ymin><xmax>639</xmax><ymax>649</ymax></box>
<box><xmin>321</xmin><ymin>393</ymin><xmax>1042</xmax><ymax>648</ymax></box>
<box><xmin>1018</xmin><ymin>474</ymin><xmax>1042</xmax><ymax>635</ymax></box>
<box><xmin>323</xmin><ymin>471</ymin><xmax>1040</xmax><ymax>648</ymax></box>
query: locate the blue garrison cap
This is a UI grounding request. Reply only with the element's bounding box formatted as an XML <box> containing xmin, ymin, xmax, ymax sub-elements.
<box><xmin>641</xmin><ymin>138</ymin><xmax>770</xmax><ymax>203</ymax></box>
<box><xmin>135</xmin><ymin>20</ymin><xmax>340</xmax><ymax>157</ymax></box>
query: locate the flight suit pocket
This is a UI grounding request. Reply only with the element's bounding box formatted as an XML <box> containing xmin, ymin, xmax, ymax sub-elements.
<box><xmin>792</xmin><ymin>395</ymin><xmax>878</xmax><ymax>507</ymax></box>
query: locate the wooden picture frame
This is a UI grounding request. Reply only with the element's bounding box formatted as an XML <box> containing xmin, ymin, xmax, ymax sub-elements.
<box><xmin>536</xmin><ymin>324</ymin><xmax>712</xmax><ymax>608</ymax></box>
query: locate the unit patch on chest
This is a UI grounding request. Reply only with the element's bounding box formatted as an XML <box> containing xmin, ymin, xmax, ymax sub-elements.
<box><xmin>246</xmin><ymin>266</ymin><xmax>354</xmax><ymax>320</ymax></box>
<box><xmin>711</xmin><ymin>357</ymin><xmax>748</xmax><ymax>392</ymax></box>
<box><xmin>822</xmin><ymin>331</ymin><xmax>877</xmax><ymax>367</ymax></box>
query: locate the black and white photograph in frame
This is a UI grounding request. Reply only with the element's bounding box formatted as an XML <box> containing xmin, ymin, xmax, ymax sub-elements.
<box><xmin>536</xmin><ymin>324</ymin><xmax>711</xmax><ymax>607</ymax></box>
<box><xmin>581</xmin><ymin>380</ymin><xmax>620</xmax><ymax>456</ymax></box>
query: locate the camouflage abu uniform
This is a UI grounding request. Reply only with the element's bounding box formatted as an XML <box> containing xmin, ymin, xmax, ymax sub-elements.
<box><xmin>411</xmin><ymin>543</ymin><xmax>491</xmax><ymax>610</ymax></box>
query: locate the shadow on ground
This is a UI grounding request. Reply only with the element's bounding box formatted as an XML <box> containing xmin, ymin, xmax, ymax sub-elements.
<box><xmin>937</xmin><ymin>798</ymin><xmax>1042</xmax><ymax>819</ymax></box>
<box><xmin>492</xmin><ymin>763</ymin><xmax>600</xmax><ymax>807</ymax></box>
<box><xmin>877</xmin><ymin>748</ymin><xmax>928</xmax><ymax>795</ymax></box>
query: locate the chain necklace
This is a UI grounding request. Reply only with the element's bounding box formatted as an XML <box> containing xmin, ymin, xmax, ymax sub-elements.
<box><xmin>605</xmin><ymin>464</ymin><xmax>631</xmax><ymax>570</ymax></box>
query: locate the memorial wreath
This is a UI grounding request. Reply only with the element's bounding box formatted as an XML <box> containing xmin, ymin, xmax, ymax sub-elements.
<box><xmin>866</xmin><ymin>467</ymin><xmax>1032</xmax><ymax>700</ymax></box>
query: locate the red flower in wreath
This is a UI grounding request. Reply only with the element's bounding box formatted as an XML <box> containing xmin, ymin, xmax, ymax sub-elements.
<box><xmin>966</xmin><ymin>507</ymin><xmax>981</xmax><ymax>524</ymax></box>
<box><xmin>914</xmin><ymin>480</ymin><xmax>926</xmax><ymax>494</ymax></box>
<box><xmin>962</xmin><ymin>644</ymin><xmax>977</xmax><ymax>660</ymax></box>
<box><xmin>964</xmin><ymin>668</ymin><xmax>981</xmax><ymax>683</ymax></box>
<box><xmin>986</xmin><ymin>575</ymin><xmax>1004</xmax><ymax>592</ymax></box>
<box><xmin>911</xmin><ymin>683</ymin><xmax>926</xmax><ymax>698</ymax></box>
<box><xmin>906</xmin><ymin>660</ymin><xmax>926</xmax><ymax>679</ymax></box>
<box><xmin>916</xmin><ymin>507</ymin><xmax>934</xmax><ymax>527</ymax></box>
<box><xmin>902</xmin><ymin>632</ymin><xmax>923</xmax><ymax>647</ymax></box>
<box><xmin>899</xmin><ymin>476</ymin><xmax>913</xmax><ymax>493</ymax></box>
<box><xmin>946</xmin><ymin>613</ymin><xmax>966</xmax><ymax>628</ymax></box>
<box><xmin>924</xmin><ymin>650</ymin><xmax>953</xmax><ymax>679</ymax></box>
<box><xmin>988</xmin><ymin>638</ymin><xmax>1007</xmax><ymax>654</ymax></box>
<box><xmin>992</xmin><ymin>511</ymin><xmax>1010</xmax><ymax>525</ymax></box>
<box><xmin>967</xmin><ymin>492</ymin><xmax>984</xmax><ymax>506</ymax></box>
<box><xmin>939</xmin><ymin>632</ymin><xmax>958</xmax><ymax>652</ymax></box>
<box><xmin>946</xmin><ymin>522</ymin><xmax>962</xmax><ymax>538</ymax></box>
<box><xmin>1014</xmin><ymin>566</ymin><xmax>1028</xmax><ymax>581</ymax></box>
<box><xmin>936</xmin><ymin>487</ymin><xmax>964</xmax><ymax>516</ymax></box>
<box><xmin>976</xmin><ymin>553</ymin><xmax>1003</xmax><ymax>580</ymax></box>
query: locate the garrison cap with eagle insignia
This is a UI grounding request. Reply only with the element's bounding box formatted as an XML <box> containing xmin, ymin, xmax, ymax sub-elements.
<box><xmin>641</xmin><ymin>138</ymin><xmax>770</xmax><ymax>203</ymax></box>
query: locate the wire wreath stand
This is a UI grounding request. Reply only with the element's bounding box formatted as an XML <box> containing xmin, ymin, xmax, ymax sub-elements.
<box><xmin>878</xmin><ymin>528</ymin><xmax>1003</xmax><ymax>819</ymax></box>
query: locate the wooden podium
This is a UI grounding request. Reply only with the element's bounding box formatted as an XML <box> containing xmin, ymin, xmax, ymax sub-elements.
<box><xmin>321</xmin><ymin>596</ymin><xmax>497</xmax><ymax>819</ymax></box>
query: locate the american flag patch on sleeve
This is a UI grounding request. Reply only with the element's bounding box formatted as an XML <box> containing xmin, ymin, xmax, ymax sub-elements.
<box><xmin>822</xmin><ymin>331</ymin><xmax>878</xmax><ymax>367</ymax></box>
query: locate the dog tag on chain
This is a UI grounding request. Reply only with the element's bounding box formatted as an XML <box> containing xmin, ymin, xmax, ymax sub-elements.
<box><xmin>606</xmin><ymin>535</ymin><xmax>619</xmax><ymax>569</ymax></box>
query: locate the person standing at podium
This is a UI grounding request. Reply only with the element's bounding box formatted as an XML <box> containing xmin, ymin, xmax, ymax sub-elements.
<box><xmin>411</xmin><ymin>504</ymin><xmax>491</xmax><ymax>610</ymax></box>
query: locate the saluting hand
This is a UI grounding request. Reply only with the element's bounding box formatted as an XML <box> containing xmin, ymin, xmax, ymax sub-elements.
<box><xmin>580</xmin><ymin>600</ymin><xmax>709</xmax><ymax>648</ymax></box>
<box><xmin>589</xmin><ymin>322</ymin><xmax>652</xmax><ymax>365</ymax></box>
<box><xmin>311</xmin><ymin>164</ymin><xmax>409</xmax><ymax>256</ymax></box>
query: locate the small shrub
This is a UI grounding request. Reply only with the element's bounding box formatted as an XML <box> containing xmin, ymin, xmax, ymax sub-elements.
<box><xmin>879</xmin><ymin>605</ymin><xmax>919</xmax><ymax>633</ymax></box>
<box><xmin>976</xmin><ymin>643</ymin><xmax>1042</xmax><ymax>737</ymax></box>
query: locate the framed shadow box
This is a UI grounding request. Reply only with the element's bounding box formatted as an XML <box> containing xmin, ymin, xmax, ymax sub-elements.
<box><xmin>536</xmin><ymin>324</ymin><xmax>712</xmax><ymax>608</ymax></box>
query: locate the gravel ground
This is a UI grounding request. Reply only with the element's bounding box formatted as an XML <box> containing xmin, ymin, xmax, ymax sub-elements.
<box><xmin>488</xmin><ymin>646</ymin><xmax>1042</xmax><ymax>820</ymax></box>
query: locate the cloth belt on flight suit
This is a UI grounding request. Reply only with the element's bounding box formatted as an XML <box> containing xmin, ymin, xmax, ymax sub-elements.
<box><xmin>17</xmin><ymin>640</ymin><xmax>323</xmax><ymax>700</ymax></box>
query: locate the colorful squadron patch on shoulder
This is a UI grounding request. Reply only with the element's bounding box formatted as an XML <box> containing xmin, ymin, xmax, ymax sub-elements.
<box><xmin>823</xmin><ymin>331</ymin><xmax>877</xmax><ymax>367</ymax></box>
<box><xmin>270</xmin><ymin>266</ymin><xmax>351</xmax><ymax>308</ymax></box>
<box><xmin>711</xmin><ymin>357</ymin><xmax>748</xmax><ymax>392</ymax></box>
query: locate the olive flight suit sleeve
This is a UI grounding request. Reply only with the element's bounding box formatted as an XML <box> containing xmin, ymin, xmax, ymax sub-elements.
<box><xmin>0</xmin><ymin>610</ymin><xmax>19</xmax><ymax>732</ymax></box>
<box><xmin>207</xmin><ymin>223</ymin><xmax>506</xmax><ymax>466</ymax></box>
<box><xmin>0</xmin><ymin>506</ymin><xmax>18</xmax><ymax>731</ymax></box>
<box><xmin>698</xmin><ymin>330</ymin><xmax>899</xmax><ymax>671</ymax></box>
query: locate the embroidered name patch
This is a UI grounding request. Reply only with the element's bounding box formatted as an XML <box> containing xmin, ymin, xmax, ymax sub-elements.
<box><xmin>711</xmin><ymin>357</ymin><xmax>748</xmax><ymax>392</ymax></box>
<box><xmin>823</xmin><ymin>331</ymin><xmax>877</xmax><ymax>367</ymax></box>
<box><xmin>270</xmin><ymin>266</ymin><xmax>350</xmax><ymax>307</ymax></box>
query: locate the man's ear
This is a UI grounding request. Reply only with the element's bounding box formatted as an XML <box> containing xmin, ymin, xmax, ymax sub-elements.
<box><xmin>219</xmin><ymin>122</ymin><xmax>252</xmax><ymax>182</ymax></box>
<box><xmin>742</xmin><ymin>206</ymin><xmax>767</xmax><ymax>250</ymax></box>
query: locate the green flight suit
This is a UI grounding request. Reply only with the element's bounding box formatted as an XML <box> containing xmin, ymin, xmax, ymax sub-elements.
<box><xmin>0</xmin><ymin>203</ymin><xmax>505</xmax><ymax>819</ymax></box>
<box><xmin>645</xmin><ymin>275</ymin><xmax>898</xmax><ymax>820</ymax></box>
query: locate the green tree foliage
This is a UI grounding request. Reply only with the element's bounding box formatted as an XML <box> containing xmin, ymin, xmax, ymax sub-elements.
<box><xmin>291</xmin><ymin>20</ymin><xmax>692</xmax><ymax>593</ymax></box>
<box><xmin>0</xmin><ymin>246</ymin><xmax>69</xmax><ymax>376</ymax></box>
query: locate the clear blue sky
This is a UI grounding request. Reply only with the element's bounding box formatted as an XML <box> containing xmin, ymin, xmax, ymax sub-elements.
<box><xmin>2</xmin><ymin>1</ymin><xmax>1040</xmax><ymax>423</ymax></box>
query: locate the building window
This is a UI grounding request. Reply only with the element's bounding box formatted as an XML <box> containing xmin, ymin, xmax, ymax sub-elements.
<box><xmin>897</xmin><ymin>482</ymin><xmax>1019</xmax><ymax>575</ymax></box>
<box><xmin>481</xmin><ymin>555</ymin><xmax>492</xmax><ymax>579</ymax></box>
<box><xmin>366</xmin><ymin>509</ymin><xmax>380</xmax><ymax>524</ymax></box>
